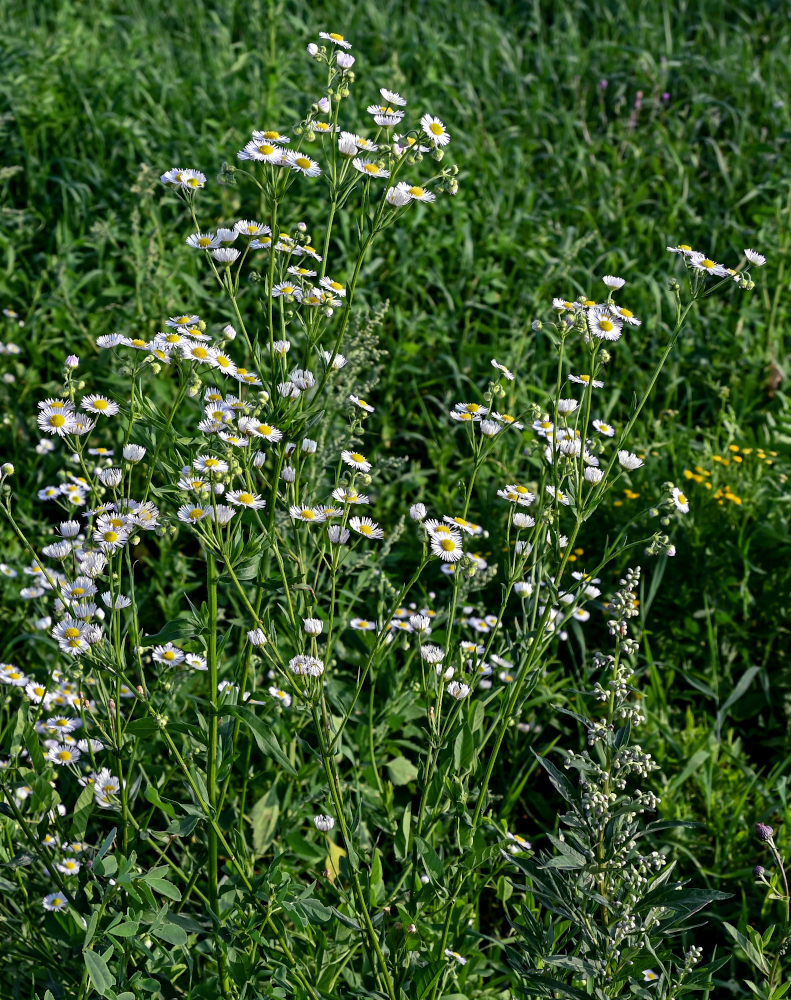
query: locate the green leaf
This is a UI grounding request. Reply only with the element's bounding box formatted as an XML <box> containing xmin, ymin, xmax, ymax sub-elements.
<box><xmin>84</xmin><ymin>950</ymin><xmax>116</xmax><ymax>995</ymax></box>
<box><xmin>144</xmin><ymin>876</ymin><xmax>182</xmax><ymax>901</ymax></box>
<box><xmin>394</xmin><ymin>803</ymin><xmax>411</xmax><ymax>862</ymax></box>
<box><xmin>369</xmin><ymin>848</ymin><xmax>385</xmax><ymax>906</ymax></box>
<box><xmin>125</xmin><ymin>718</ymin><xmax>160</xmax><ymax>739</ymax></box>
<box><xmin>71</xmin><ymin>782</ymin><xmax>95</xmax><ymax>841</ymax></box>
<box><xmin>95</xmin><ymin>827</ymin><xmax>117</xmax><ymax>863</ymax></box>
<box><xmin>414</xmin><ymin>836</ymin><xmax>444</xmax><ymax>882</ymax></box>
<box><xmin>24</xmin><ymin>725</ymin><xmax>46</xmax><ymax>774</ymax></box>
<box><xmin>250</xmin><ymin>788</ymin><xmax>280</xmax><ymax>856</ymax></box>
<box><xmin>141</xmin><ymin>618</ymin><xmax>195</xmax><ymax>646</ymax></box>
<box><xmin>153</xmin><ymin>921</ymin><xmax>188</xmax><ymax>946</ymax></box>
<box><xmin>144</xmin><ymin>784</ymin><xmax>176</xmax><ymax>818</ymax></box>
<box><xmin>414</xmin><ymin>960</ymin><xmax>445</xmax><ymax>999</ymax></box>
<box><xmin>386</xmin><ymin>755</ymin><xmax>420</xmax><ymax>785</ymax></box>
<box><xmin>228</xmin><ymin>705</ymin><xmax>297</xmax><ymax>775</ymax></box>
<box><xmin>295</xmin><ymin>897</ymin><xmax>333</xmax><ymax>924</ymax></box>
<box><xmin>453</xmin><ymin>723</ymin><xmax>475</xmax><ymax>772</ymax></box>
<box><xmin>107</xmin><ymin>920</ymin><xmax>140</xmax><ymax>938</ymax></box>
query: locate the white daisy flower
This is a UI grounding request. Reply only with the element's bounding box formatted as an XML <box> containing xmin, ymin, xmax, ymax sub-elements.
<box><xmin>689</xmin><ymin>253</ymin><xmax>729</xmax><ymax>277</ymax></box>
<box><xmin>592</xmin><ymin>419</ymin><xmax>615</xmax><ymax>436</ymax></box>
<box><xmin>380</xmin><ymin>88</ymin><xmax>407</xmax><ymax>106</ymax></box>
<box><xmin>405</xmin><ymin>184</ymin><xmax>435</xmax><ymax>203</ymax></box>
<box><xmin>319</xmin><ymin>31</ymin><xmax>351</xmax><ymax>48</ymax></box>
<box><xmin>81</xmin><ymin>394</ymin><xmax>119</xmax><ymax>416</ymax></box>
<box><xmin>287</xmin><ymin>152</ymin><xmax>322</xmax><ymax>177</ymax></box>
<box><xmin>269</xmin><ymin>686</ymin><xmax>292</xmax><ymax>707</ymax></box>
<box><xmin>178</xmin><ymin>169</ymin><xmax>207</xmax><ymax>191</ymax></box>
<box><xmin>341</xmin><ymin>450</ymin><xmax>372</xmax><ymax>472</ymax></box>
<box><xmin>193</xmin><ymin>455</ymin><xmax>229</xmax><ymax>475</ymax></box>
<box><xmin>588</xmin><ymin>307</ymin><xmax>623</xmax><ymax>341</ymax></box>
<box><xmin>744</xmin><ymin>248</ymin><xmax>766</xmax><ymax>266</ymax></box>
<box><xmin>568</xmin><ymin>374</ymin><xmax>604</xmax><ymax>388</ymax></box>
<box><xmin>234</xmin><ymin>219</ymin><xmax>269</xmax><ymax>236</ymax></box>
<box><xmin>491</xmin><ymin>359</ymin><xmax>515</xmax><ymax>380</ymax></box>
<box><xmin>671</xmin><ymin>487</ymin><xmax>690</xmax><ymax>512</ymax></box>
<box><xmin>43</xmin><ymin>892</ymin><xmax>68</xmax><ymax>911</ymax></box>
<box><xmin>151</xmin><ymin>643</ymin><xmax>185</xmax><ymax>666</ymax></box>
<box><xmin>226</xmin><ymin>490</ymin><xmax>266</xmax><ymax>510</ymax></box>
<box><xmin>349</xmin><ymin>395</ymin><xmax>374</xmax><ymax>413</ymax></box>
<box><xmin>420</xmin><ymin>114</ymin><xmax>451</xmax><ymax>146</ymax></box>
<box><xmin>290</xmin><ymin>506</ymin><xmax>326</xmax><ymax>523</ymax></box>
<box><xmin>186</xmin><ymin>232</ymin><xmax>220</xmax><ymax>250</ymax></box>
<box><xmin>350</xmin><ymin>618</ymin><xmax>377</xmax><ymax>631</ymax></box>
<box><xmin>47</xmin><ymin>744</ymin><xmax>82</xmax><ymax>766</ymax></box>
<box><xmin>353</xmin><ymin>158</ymin><xmax>390</xmax><ymax>179</ymax></box>
<box><xmin>431</xmin><ymin>533</ymin><xmax>464</xmax><ymax>562</ymax></box>
<box><xmin>349</xmin><ymin>516</ymin><xmax>384</xmax><ymax>539</ymax></box>
<box><xmin>602</xmin><ymin>275</ymin><xmax>626</xmax><ymax>289</ymax></box>
<box><xmin>177</xmin><ymin>504</ymin><xmax>209</xmax><ymax>523</ymax></box>
<box><xmin>251</xmin><ymin>129</ymin><xmax>290</xmax><ymax>145</ymax></box>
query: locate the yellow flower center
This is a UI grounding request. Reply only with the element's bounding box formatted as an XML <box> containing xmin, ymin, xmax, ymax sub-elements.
<box><xmin>163</xmin><ymin>651</ymin><xmax>176</xmax><ymax>661</ymax></box>
<box><xmin>296</xmin><ymin>157</ymin><xmax>312</xmax><ymax>169</ymax></box>
<box><xmin>263</xmin><ymin>131</ymin><xmax>279</xmax><ymax>140</ymax></box>
<box><xmin>103</xmin><ymin>531</ymin><xmax>119</xmax><ymax>543</ymax></box>
<box><xmin>701</xmin><ymin>259</ymin><xmax>715</xmax><ymax>269</ymax></box>
<box><xmin>301</xmin><ymin>510</ymin><xmax>315</xmax><ymax>520</ymax></box>
<box><xmin>239</xmin><ymin>493</ymin><xmax>254</xmax><ymax>504</ymax></box>
<box><xmin>57</xmin><ymin>751</ymin><xmax>71</xmax><ymax>761</ymax></box>
<box><xmin>197</xmin><ymin>237</ymin><xmax>212</xmax><ymax>247</ymax></box>
<box><xmin>429</xmin><ymin>122</ymin><xmax>444</xmax><ymax>135</ymax></box>
<box><xmin>408</xmin><ymin>186</ymin><xmax>425</xmax><ymax>197</ymax></box>
<box><xmin>441</xmin><ymin>538</ymin><xmax>456</xmax><ymax>551</ymax></box>
<box><xmin>363</xmin><ymin>163</ymin><xmax>380</xmax><ymax>174</ymax></box>
<box><xmin>678</xmin><ymin>493</ymin><xmax>687</xmax><ymax>505</ymax></box>
<box><xmin>351</xmin><ymin>453</ymin><xmax>365</xmax><ymax>462</ymax></box>
<box><xmin>189</xmin><ymin>509</ymin><xmax>204</xmax><ymax>520</ymax></box>
<box><xmin>600</xmin><ymin>319</ymin><xmax>614</xmax><ymax>331</ymax></box>
<box><xmin>50</xmin><ymin>414</ymin><xmax>66</xmax><ymax>427</ymax></box>
<box><xmin>329</xmin><ymin>32</ymin><xmax>344</xmax><ymax>40</ymax></box>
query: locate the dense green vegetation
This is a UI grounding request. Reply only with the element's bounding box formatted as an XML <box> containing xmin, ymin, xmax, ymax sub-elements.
<box><xmin>1</xmin><ymin>1</ymin><xmax>790</xmax><ymax>998</ymax></box>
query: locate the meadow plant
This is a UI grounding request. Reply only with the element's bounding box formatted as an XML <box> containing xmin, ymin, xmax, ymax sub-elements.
<box><xmin>0</xmin><ymin>30</ymin><xmax>767</xmax><ymax>1000</ymax></box>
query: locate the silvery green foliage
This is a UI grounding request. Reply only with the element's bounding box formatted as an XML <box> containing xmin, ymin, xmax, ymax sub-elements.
<box><xmin>505</xmin><ymin>568</ymin><xmax>728</xmax><ymax>1000</ymax></box>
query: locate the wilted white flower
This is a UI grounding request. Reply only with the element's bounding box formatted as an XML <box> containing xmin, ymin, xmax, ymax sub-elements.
<box><xmin>617</xmin><ymin>450</ymin><xmax>644</xmax><ymax>470</ymax></box>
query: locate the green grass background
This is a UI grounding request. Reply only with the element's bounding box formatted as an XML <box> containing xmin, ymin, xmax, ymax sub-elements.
<box><xmin>2</xmin><ymin>0</ymin><xmax>791</xmax><ymax>985</ymax></box>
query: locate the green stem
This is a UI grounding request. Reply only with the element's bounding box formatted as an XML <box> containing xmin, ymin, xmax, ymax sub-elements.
<box><xmin>206</xmin><ymin>551</ymin><xmax>231</xmax><ymax>998</ymax></box>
